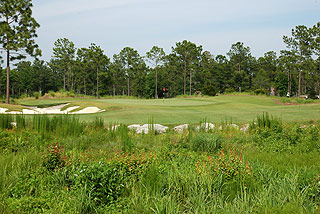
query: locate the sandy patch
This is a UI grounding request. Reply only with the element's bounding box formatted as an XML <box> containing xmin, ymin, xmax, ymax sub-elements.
<box><xmin>0</xmin><ymin>108</ymin><xmax>8</xmax><ymax>113</ymax></box>
<box><xmin>0</xmin><ymin>104</ymin><xmax>104</xmax><ymax>114</ymax></box>
<box><xmin>71</xmin><ymin>107</ymin><xmax>105</xmax><ymax>114</ymax></box>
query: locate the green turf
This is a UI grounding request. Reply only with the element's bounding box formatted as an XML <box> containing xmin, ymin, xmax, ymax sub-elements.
<box><xmin>13</xmin><ymin>95</ymin><xmax>320</xmax><ymax>124</ymax></box>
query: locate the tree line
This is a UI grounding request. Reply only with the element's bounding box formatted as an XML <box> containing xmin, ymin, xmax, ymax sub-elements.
<box><xmin>1</xmin><ymin>1</ymin><xmax>320</xmax><ymax>101</ymax></box>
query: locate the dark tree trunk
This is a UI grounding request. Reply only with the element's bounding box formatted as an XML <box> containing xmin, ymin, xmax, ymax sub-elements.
<box><xmin>298</xmin><ymin>56</ymin><xmax>302</xmax><ymax>98</ymax></box>
<box><xmin>287</xmin><ymin>70</ymin><xmax>291</xmax><ymax>95</ymax></box>
<box><xmin>189</xmin><ymin>56</ymin><xmax>193</xmax><ymax>96</ymax></box>
<box><xmin>63</xmin><ymin>71</ymin><xmax>66</xmax><ymax>91</ymax></box>
<box><xmin>6</xmin><ymin>50</ymin><xmax>10</xmax><ymax>104</ymax></box>
<box><xmin>6</xmin><ymin>15</ymin><xmax>10</xmax><ymax>104</ymax></box>
<box><xmin>184</xmin><ymin>54</ymin><xmax>187</xmax><ymax>95</ymax></box>
<box><xmin>298</xmin><ymin>70</ymin><xmax>301</xmax><ymax>97</ymax></box>
<box><xmin>96</xmin><ymin>67</ymin><xmax>99</xmax><ymax>99</ymax></box>
<box><xmin>155</xmin><ymin>67</ymin><xmax>158</xmax><ymax>99</ymax></box>
<box><xmin>127</xmin><ymin>78</ymin><xmax>130</xmax><ymax>96</ymax></box>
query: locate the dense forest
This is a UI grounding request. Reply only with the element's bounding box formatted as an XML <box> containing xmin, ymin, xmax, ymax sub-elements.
<box><xmin>1</xmin><ymin>22</ymin><xmax>320</xmax><ymax>99</ymax></box>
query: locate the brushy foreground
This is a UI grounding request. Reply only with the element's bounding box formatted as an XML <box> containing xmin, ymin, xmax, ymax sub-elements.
<box><xmin>1</xmin><ymin>114</ymin><xmax>320</xmax><ymax>213</ymax></box>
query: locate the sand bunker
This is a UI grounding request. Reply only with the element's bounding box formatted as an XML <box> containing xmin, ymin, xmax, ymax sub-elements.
<box><xmin>0</xmin><ymin>104</ymin><xmax>105</xmax><ymax>114</ymax></box>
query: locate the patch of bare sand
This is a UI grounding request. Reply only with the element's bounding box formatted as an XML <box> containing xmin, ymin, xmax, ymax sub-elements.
<box><xmin>0</xmin><ymin>104</ymin><xmax>104</xmax><ymax>114</ymax></box>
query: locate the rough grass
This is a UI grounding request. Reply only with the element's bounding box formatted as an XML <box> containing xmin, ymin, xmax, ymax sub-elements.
<box><xmin>1</xmin><ymin>117</ymin><xmax>320</xmax><ymax>213</ymax></box>
<box><xmin>0</xmin><ymin>103</ymin><xmax>26</xmax><ymax>112</ymax></box>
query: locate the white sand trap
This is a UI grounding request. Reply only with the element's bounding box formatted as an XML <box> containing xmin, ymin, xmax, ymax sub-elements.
<box><xmin>71</xmin><ymin>107</ymin><xmax>105</xmax><ymax>114</ymax></box>
<box><xmin>0</xmin><ymin>108</ymin><xmax>8</xmax><ymax>113</ymax></box>
<box><xmin>0</xmin><ymin>104</ymin><xmax>104</xmax><ymax>114</ymax></box>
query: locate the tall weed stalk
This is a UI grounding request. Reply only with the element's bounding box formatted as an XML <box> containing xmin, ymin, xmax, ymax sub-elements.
<box><xmin>0</xmin><ymin>114</ymin><xmax>14</xmax><ymax>129</ymax></box>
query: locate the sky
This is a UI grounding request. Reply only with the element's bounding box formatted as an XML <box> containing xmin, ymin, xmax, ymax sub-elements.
<box><xmin>32</xmin><ymin>0</ymin><xmax>320</xmax><ymax>61</ymax></box>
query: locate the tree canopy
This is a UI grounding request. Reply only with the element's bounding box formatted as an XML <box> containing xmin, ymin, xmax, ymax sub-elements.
<box><xmin>0</xmin><ymin>15</ymin><xmax>319</xmax><ymax>100</ymax></box>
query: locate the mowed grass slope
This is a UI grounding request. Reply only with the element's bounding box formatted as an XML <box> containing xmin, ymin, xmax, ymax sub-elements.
<box><xmin>15</xmin><ymin>95</ymin><xmax>320</xmax><ymax>124</ymax></box>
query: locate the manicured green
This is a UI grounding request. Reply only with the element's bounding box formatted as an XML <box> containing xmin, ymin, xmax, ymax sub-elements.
<box><xmin>13</xmin><ymin>95</ymin><xmax>320</xmax><ymax>124</ymax></box>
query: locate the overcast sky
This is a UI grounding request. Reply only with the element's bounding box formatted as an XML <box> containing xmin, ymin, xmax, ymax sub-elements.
<box><xmin>32</xmin><ymin>0</ymin><xmax>320</xmax><ymax>61</ymax></box>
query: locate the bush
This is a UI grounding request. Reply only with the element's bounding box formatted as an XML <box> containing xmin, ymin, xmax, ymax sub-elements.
<box><xmin>42</xmin><ymin>143</ymin><xmax>67</xmax><ymax>171</ymax></box>
<box><xmin>254</xmin><ymin>88</ymin><xmax>268</xmax><ymax>95</ymax></box>
<box><xmin>33</xmin><ymin>92</ymin><xmax>40</xmax><ymax>99</ymax></box>
<box><xmin>202</xmin><ymin>84</ymin><xmax>217</xmax><ymax>96</ymax></box>
<box><xmin>20</xmin><ymin>93</ymin><xmax>28</xmax><ymax>99</ymax></box>
<box><xmin>224</xmin><ymin>88</ymin><xmax>235</xmax><ymax>94</ymax></box>
<box><xmin>190</xmin><ymin>133</ymin><xmax>223</xmax><ymax>153</ymax></box>
<box><xmin>66</xmin><ymin>91</ymin><xmax>75</xmax><ymax>97</ymax></box>
<box><xmin>195</xmin><ymin>149</ymin><xmax>255</xmax><ymax>200</ymax></box>
<box><xmin>69</xmin><ymin>160</ymin><xmax>126</xmax><ymax>206</ymax></box>
<box><xmin>48</xmin><ymin>90</ymin><xmax>55</xmax><ymax>97</ymax></box>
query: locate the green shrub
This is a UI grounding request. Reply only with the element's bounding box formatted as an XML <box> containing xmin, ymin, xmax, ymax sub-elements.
<box><xmin>254</xmin><ymin>88</ymin><xmax>268</xmax><ymax>95</ymax></box>
<box><xmin>20</xmin><ymin>93</ymin><xmax>28</xmax><ymax>99</ymax></box>
<box><xmin>69</xmin><ymin>160</ymin><xmax>126</xmax><ymax>206</ymax></box>
<box><xmin>196</xmin><ymin>149</ymin><xmax>253</xmax><ymax>180</ymax></box>
<box><xmin>224</xmin><ymin>88</ymin><xmax>235</xmax><ymax>94</ymax></box>
<box><xmin>195</xmin><ymin>149</ymin><xmax>255</xmax><ymax>201</ymax></box>
<box><xmin>8</xmin><ymin>170</ymin><xmax>42</xmax><ymax>199</ymax></box>
<box><xmin>48</xmin><ymin>90</ymin><xmax>55</xmax><ymax>97</ymax></box>
<box><xmin>202</xmin><ymin>84</ymin><xmax>217</xmax><ymax>96</ymax></box>
<box><xmin>6</xmin><ymin>196</ymin><xmax>49</xmax><ymax>214</ymax></box>
<box><xmin>66</xmin><ymin>91</ymin><xmax>75</xmax><ymax>97</ymax></box>
<box><xmin>0</xmin><ymin>130</ymin><xmax>34</xmax><ymax>153</ymax></box>
<box><xmin>33</xmin><ymin>92</ymin><xmax>41</xmax><ymax>99</ymax></box>
<box><xmin>42</xmin><ymin>143</ymin><xmax>67</xmax><ymax>171</ymax></box>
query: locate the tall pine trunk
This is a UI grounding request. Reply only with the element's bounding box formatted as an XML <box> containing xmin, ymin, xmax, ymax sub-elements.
<box><xmin>155</xmin><ymin>67</ymin><xmax>158</xmax><ymax>99</ymax></box>
<box><xmin>6</xmin><ymin>46</ymin><xmax>10</xmax><ymax>104</ymax></box>
<box><xmin>184</xmin><ymin>54</ymin><xmax>187</xmax><ymax>95</ymax></box>
<box><xmin>127</xmin><ymin>78</ymin><xmax>130</xmax><ymax>96</ymax></box>
<box><xmin>6</xmin><ymin>15</ymin><xmax>10</xmax><ymax>104</ymax></box>
<box><xmin>189</xmin><ymin>56</ymin><xmax>193</xmax><ymax>96</ymax></box>
<box><xmin>238</xmin><ymin>61</ymin><xmax>241</xmax><ymax>92</ymax></box>
<box><xmin>96</xmin><ymin>67</ymin><xmax>99</xmax><ymax>98</ymax></box>
<box><xmin>83</xmin><ymin>78</ymin><xmax>86</xmax><ymax>95</ymax></box>
<box><xmin>298</xmin><ymin>70</ymin><xmax>301</xmax><ymax>97</ymax></box>
<box><xmin>63</xmin><ymin>71</ymin><xmax>66</xmax><ymax>92</ymax></box>
<box><xmin>298</xmin><ymin>56</ymin><xmax>302</xmax><ymax>98</ymax></box>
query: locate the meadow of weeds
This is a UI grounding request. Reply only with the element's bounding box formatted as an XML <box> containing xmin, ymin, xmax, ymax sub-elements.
<box><xmin>0</xmin><ymin>113</ymin><xmax>320</xmax><ymax>213</ymax></box>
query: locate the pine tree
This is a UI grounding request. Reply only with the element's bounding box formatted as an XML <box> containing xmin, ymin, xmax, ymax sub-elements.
<box><xmin>0</xmin><ymin>0</ymin><xmax>41</xmax><ymax>103</ymax></box>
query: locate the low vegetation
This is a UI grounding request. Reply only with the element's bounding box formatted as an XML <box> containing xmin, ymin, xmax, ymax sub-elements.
<box><xmin>1</xmin><ymin>113</ymin><xmax>320</xmax><ymax>213</ymax></box>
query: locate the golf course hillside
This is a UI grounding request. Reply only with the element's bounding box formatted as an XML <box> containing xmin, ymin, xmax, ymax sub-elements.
<box><xmin>7</xmin><ymin>95</ymin><xmax>320</xmax><ymax>124</ymax></box>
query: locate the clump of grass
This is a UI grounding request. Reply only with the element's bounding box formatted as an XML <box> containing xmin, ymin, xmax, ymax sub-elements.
<box><xmin>118</xmin><ymin>125</ymin><xmax>134</xmax><ymax>152</ymax></box>
<box><xmin>250</xmin><ymin>112</ymin><xmax>282</xmax><ymax>132</ymax></box>
<box><xmin>91</xmin><ymin>116</ymin><xmax>104</xmax><ymax>129</ymax></box>
<box><xmin>0</xmin><ymin>114</ymin><xmax>14</xmax><ymax>129</ymax></box>
<box><xmin>32</xmin><ymin>114</ymin><xmax>85</xmax><ymax>138</ymax></box>
<box><xmin>15</xmin><ymin>114</ymin><xmax>26</xmax><ymax>130</ymax></box>
<box><xmin>190</xmin><ymin>133</ymin><xmax>223</xmax><ymax>153</ymax></box>
<box><xmin>148</xmin><ymin>117</ymin><xmax>155</xmax><ymax>135</ymax></box>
